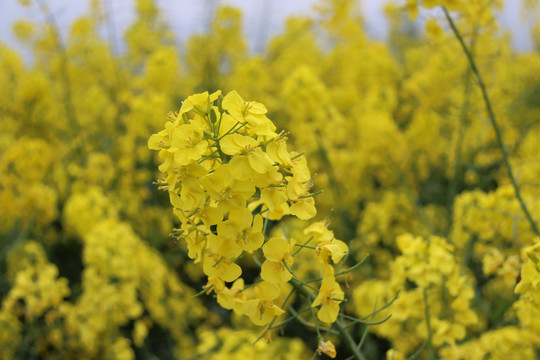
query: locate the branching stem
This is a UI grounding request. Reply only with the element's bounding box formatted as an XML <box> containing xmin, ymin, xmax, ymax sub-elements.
<box><xmin>290</xmin><ymin>278</ymin><xmax>367</xmax><ymax>360</ymax></box>
<box><xmin>443</xmin><ymin>7</ymin><xmax>540</xmax><ymax>237</ymax></box>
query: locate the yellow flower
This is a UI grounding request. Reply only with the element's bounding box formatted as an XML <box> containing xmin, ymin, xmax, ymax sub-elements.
<box><xmin>229</xmin><ymin>147</ymin><xmax>276</xmax><ymax>179</ymax></box>
<box><xmin>170</xmin><ymin>123</ymin><xmax>208</xmax><ymax>166</ymax></box>
<box><xmin>148</xmin><ymin>121</ymin><xmax>172</xmax><ymax>150</ymax></box>
<box><xmin>317</xmin><ymin>239</ymin><xmax>349</xmax><ymax>264</ymax></box>
<box><xmin>178</xmin><ymin>176</ymin><xmax>206</xmax><ymax>212</ymax></box>
<box><xmin>217</xmin><ymin>207</ymin><xmax>264</xmax><ymax>253</ymax></box>
<box><xmin>312</xmin><ymin>273</ymin><xmax>344</xmax><ymax>323</ymax></box>
<box><xmin>181</xmin><ymin>225</ymin><xmax>207</xmax><ymax>263</ymax></box>
<box><xmin>304</xmin><ymin>221</ymin><xmax>335</xmax><ymax>242</ymax></box>
<box><xmin>200</xmin><ymin>164</ymin><xmax>255</xmax><ymax>213</ymax></box>
<box><xmin>202</xmin><ymin>253</ymin><xmax>242</xmax><ymax>282</ymax></box>
<box><xmin>214</xmin><ymin>277</ymin><xmax>245</xmax><ymax>315</ymax></box>
<box><xmin>318</xmin><ymin>340</ymin><xmax>337</xmax><ymax>358</ymax></box>
<box><xmin>178</xmin><ymin>90</ymin><xmax>221</xmax><ymax>116</ymax></box>
<box><xmin>266</xmin><ymin>139</ymin><xmax>293</xmax><ymax>167</ymax></box>
<box><xmin>112</xmin><ymin>337</ymin><xmax>134</xmax><ymax>360</ymax></box>
<box><xmin>261</xmin><ymin>236</ymin><xmax>295</xmax><ymax>283</ymax></box>
<box><xmin>148</xmin><ymin>121</ymin><xmax>175</xmax><ymax>173</ymax></box>
<box><xmin>220</xmin><ymin>133</ymin><xmax>259</xmax><ymax>155</ymax></box>
<box><xmin>222</xmin><ymin>90</ymin><xmax>277</xmax><ymax>138</ymax></box>
<box><xmin>242</xmin><ymin>281</ymin><xmax>285</xmax><ymax>325</ymax></box>
<box><xmin>261</xmin><ymin>187</ymin><xmax>289</xmax><ymax>213</ymax></box>
<box><xmin>203</xmin><ymin>231</ymin><xmax>243</xmax><ymax>281</ymax></box>
<box><xmin>291</xmin><ymin>153</ymin><xmax>311</xmax><ymax>183</ymax></box>
<box><xmin>482</xmin><ymin>247</ymin><xmax>505</xmax><ymax>276</ymax></box>
<box><xmin>289</xmin><ymin>197</ymin><xmax>317</xmax><ymax>220</ymax></box>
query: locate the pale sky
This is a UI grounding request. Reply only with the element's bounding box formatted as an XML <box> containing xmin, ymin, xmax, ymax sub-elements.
<box><xmin>0</xmin><ymin>0</ymin><xmax>535</xmax><ymax>59</ymax></box>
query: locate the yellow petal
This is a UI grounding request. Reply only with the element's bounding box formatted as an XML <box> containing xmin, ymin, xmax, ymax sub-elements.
<box><xmin>317</xmin><ymin>302</ymin><xmax>340</xmax><ymax>323</ymax></box>
<box><xmin>261</xmin><ymin>187</ymin><xmax>288</xmax><ymax>211</ymax></box>
<box><xmin>289</xmin><ymin>198</ymin><xmax>317</xmax><ymax>220</ymax></box>
<box><xmin>261</xmin><ymin>260</ymin><xmax>291</xmax><ymax>284</ymax></box>
<box><xmin>220</xmin><ymin>133</ymin><xmax>259</xmax><ymax>155</ymax></box>
<box><xmin>247</xmin><ymin>148</ymin><xmax>273</xmax><ymax>174</ymax></box>
<box><xmin>220</xmin><ymin>262</ymin><xmax>242</xmax><ymax>282</ymax></box>
<box><xmin>263</xmin><ymin>237</ymin><xmax>291</xmax><ymax>262</ymax></box>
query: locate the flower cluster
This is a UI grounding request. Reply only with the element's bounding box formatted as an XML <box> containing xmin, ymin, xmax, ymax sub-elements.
<box><xmin>354</xmin><ymin>234</ymin><xmax>478</xmax><ymax>356</ymax></box>
<box><xmin>149</xmin><ymin>90</ymin><xmax>349</xmax><ymax>325</ymax></box>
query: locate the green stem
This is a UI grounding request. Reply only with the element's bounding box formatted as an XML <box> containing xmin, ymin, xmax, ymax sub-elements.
<box><xmin>334</xmin><ymin>319</ymin><xmax>368</xmax><ymax>360</ymax></box>
<box><xmin>292</xmin><ymin>236</ymin><xmax>313</xmax><ymax>256</ymax></box>
<box><xmin>286</xmin><ymin>304</ymin><xmax>338</xmax><ymax>335</ymax></box>
<box><xmin>212</xmin><ymin>112</ymin><xmax>228</xmax><ymax>164</ymax></box>
<box><xmin>443</xmin><ymin>7</ymin><xmax>540</xmax><ymax>237</ymax></box>
<box><xmin>306</xmin><ymin>255</ymin><xmax>369</xmax><ymax>284</ymax></box>
<box><xmin>290</xmin><ymin>278</ymin><xmax>367</xmax><ymax>360</ymax></box>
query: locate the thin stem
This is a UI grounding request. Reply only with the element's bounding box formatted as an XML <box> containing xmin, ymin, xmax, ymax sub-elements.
<box><xmin>343</xmin><ymin>313</ymin><xmax>392</xmax><ymax>328</ymax></box>
<box><xmin>292</xmin><ymin>236</ymin><xmax>313</xmax><ymax>256</ymax></box>
<box><xmin>262</xmin><ymin>211</ymin><xmax>270</xmax><ymax>241</ymax></box>
<box><xmin>306</xmin><ymin>255</ymin><xmax>369</xmax><ymax>284</ymax></box>
<box><xmin>334</xmin><ymin>255</ymin><xmax>369</xmax><ymax>277</ymax></box>
<box><xmin>345</xmin><ymin>296</ymin><xmax>380</xmax><ymax>360</ymax></box>
<box><xmin>443</xmin><ymin>7</ymin><xmax>540</xmax><ymax>237</ymax></box>
<box><xmin>407</xmin><ymin>342</ymin><xmax>427</xmax><ymax>360</ymax></box>
<box><xmin>270</xmin><ymin>306</ymin><xmax>312</xmax><ymax>328</ymax></box>
<box><xmin>192</xmin><ymin>286</ymin><xmax>210</xmax><ymax>298</ymax></box>
<box><xmin>334</xmin><ymin>319</ymin><xmax>368</xmax><ymax>360</ymax></box>
<box><xmin>358</xmin><ymin>290</ymin><xmax>399</xmax><ymax>321</ymax></box>
<box><xmin>309</xmin><ymin>305</ymin><xmax>322</xmax><ymax>338</ymax></box>
<box><xmin>213</xmin><ymin>112</ymin><xmax>228</xmax><ymax>163</ymax></box>
<box><xmin>283</xmin><ymin>262</ymin><xmax>318</xmax><ymax>292</ymax></box>
<box><xmin>286</xmin><ymin>304</ymin><xmax>338</xmax><ymax>335</ymax></box>
<box><xmin>290</xmin><ymin>278</ymin><xmax>367</xmax><ymax>360</ymax></box>
<box><xmin>293</xmin><ymin>243</ymin><xmax>317</xmax><ymax>250</ymax></box>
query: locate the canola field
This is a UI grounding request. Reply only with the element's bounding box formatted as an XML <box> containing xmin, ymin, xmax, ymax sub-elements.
<box><xmin>1</xmin><ymin>0</ymin><xmax>540</xmax><ymax>359</ymax></box>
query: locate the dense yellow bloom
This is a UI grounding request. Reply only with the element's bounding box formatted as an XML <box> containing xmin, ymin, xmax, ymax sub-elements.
<box><xmin>3</xmin><ymin>242</ymin><xmax>69</xmax><ymax>320</ymax></box>
<box><xmin>514</xmin><ymin>240</ymin><xmax>540</xmax><ymax>334</ymax></box>
<box><xmin>195</xmin><ymin>327</ymin><xmax>309</xmax><ymax>360</ymax></box>
<box><xmin>4</xmin><ymin>0</ymin><xmax>540</xmax><ymax>358</ymax></box>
